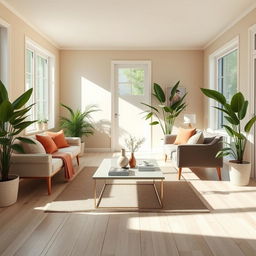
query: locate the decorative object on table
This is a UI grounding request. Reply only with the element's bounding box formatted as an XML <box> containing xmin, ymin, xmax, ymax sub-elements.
<box><xmin>184</xmin><ymin>114</ymin><xmax>196</xmax><ymax>128</ymax></box>
<box><xmin>201</xmin><ymin>88</ymin><xmax>256</xmax><ymax>186</ymax></box>
<box><xmin>141</xmin><ymin>81</ymin><xmax>187</xmax><ymax>135</ymax></box>
<box><xmin>125</xmin><ymin>135</ymin><xmax>145</xmax><ymax>168</ymax></box>
<box><xmin>138</xmin><ymin>160</ymin><xmax>155</xmax><ymax>171</ymax></box>
<box><xmin>42</xmin><ymin>119</ymin><xmax>48</xmax><ymax>130</ymax></box>
<box><xmin>117</xmin><ymin>148</ymin><xmax>129</xmax><ymax>168</ymax></box>
<box><xmin>0</xmin><ymin>81</ymin><xmax>36</xmax><ymax>207</ymax></box>
<box><xmin>108</xmin><ymin>167</ymin><xmax>129</xmax><ymax>176</ymax></box>
<box><xmin>60</xmin><ymin>103</ymin><xmax>99</xmax><ymax>154</ymax></box>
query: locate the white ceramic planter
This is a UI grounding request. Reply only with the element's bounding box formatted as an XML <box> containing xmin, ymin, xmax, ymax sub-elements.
<box><xmin>229</xmin><ymin>161</ymin><xmax>251</xmax><ymax>186</ymax></box>
<box><xmin>0</xmin><ymin>175</ymin><xmax>19</xmax><ymax>207</ymax></box>
<box><xmin>80</xmin><ymin>142</ymin><xmax>85</xmax><ymax>156</ymax></box>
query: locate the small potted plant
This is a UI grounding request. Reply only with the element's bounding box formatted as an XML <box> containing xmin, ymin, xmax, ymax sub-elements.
<box><xmin>37</xmin><ymin>120</ymin><xmax>43</xmax><ymax>131</ymax></box>
<box><xmin>60</xmin><ymin>103</ymin><xmax>99</xmax><ymax>154</ymax></box>
<box><xmin>0</xmin><ymin>81</ymin><xmax>36</xmax><ymax>207</ymax></box>
<box><xmin>42</xmin><ymin>119</ymin><xmax>48</xmax><ymax>130</ymax></box>
<box><xmin>125</xmin><ymin>135</ymin><xmax>145</xmax><ymax>168</ymax></box>
<box><xmin>201</xmin><ymin>88</ymin><xmax>256</xmax><ymax>186</ymax></box>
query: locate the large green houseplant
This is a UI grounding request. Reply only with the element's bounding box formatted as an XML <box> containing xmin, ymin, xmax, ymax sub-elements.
<box><xmin>201</xmin><ymin>88</ymin><xmax>256</xmax><ymax>185</ymax></box>
<box><xmin>141</xmin><ymin>81</ymin><xmax>187</xmax><ymax>135</ymax></box>
<box><xmin>0</xmin><ymin>81</ymin><xmax>36</xmax><ymax>206</ymax></box>
<box><xmin>60</xmin><ymin>104</ymin><xmax>99</xmax><ymax>153</ymax></box>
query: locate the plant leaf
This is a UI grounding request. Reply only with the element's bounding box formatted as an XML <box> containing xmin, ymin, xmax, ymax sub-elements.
<box><xmin>11</xmin><ymin>144</ymin><xmax>25</xmax><ymax>153</ymax></box>
<box><xmin>0</xmin><ymin>80</ymin><xmax>8</xmax><ymax>104</ymax></box>
<box><xmin>153</xmin><ymin>83</ymin><xmax>165</xmax><ymax>103</ymax></box>
<box><xmin>238</xmin><ymin>100</ymin><xmax>248</xmax><ymax>120</ymax></box>
<box><xmin>145</xmin><ymin>112</ymin><xmax>153</xmax><ymax>120</ymax></box>
<box><xmin>244</xmin><ymin>116</ymin><xmax>256</xmax><ymax>133</ymax></box>
<box><xmin>0</xmin><ymin>100</ymin><xmax>13</xmax><ymax>121</ymax></box>
<box><xmin>149</xmin><ymin>121</ymin><xmax>159</xmax><ymax>125</ymax></box>
<box><xmin>230</xmin><ymin>92</ymin><xmax>244</xmax><ymax>113</ymax></box>
<box><xmin>141</xmin><ymin>102</ymin><xmax>159</xmax><ymax>113</ymax></box>
<box><xmin>201</xmin><ymin>88</ymin><xmax>226</xmax><ymax>105</ymax></box>
<box><xmin>170</xmin><ymin>81</ymin><xmax>180</xmax><ymax>99</ymax></box>
<box><xmin>12</xmin><ymin>88</ymin><xmax>33</xmax><ymax>110</ymax></box>
<box><xmin>16</xmin><ymin>137</ymin><xmax>36</xmax><ymax>144</ymax></box>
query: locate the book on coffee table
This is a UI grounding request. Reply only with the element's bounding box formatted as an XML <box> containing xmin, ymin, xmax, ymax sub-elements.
<box><xmin>138</xmin><ymin>160</ymin><xmax>155</xmax><ymax>171</ymax></box>
<box><xmin>108</xmin><ymin>167</ymin><xmax>129</xmax><ymax>176</ymax></box>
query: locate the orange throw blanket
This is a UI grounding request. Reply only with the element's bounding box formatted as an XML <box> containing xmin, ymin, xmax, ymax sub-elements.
<box><xmin>52</xmin><ymin>152</ymin><xmax>75</xmax><ymax>180</ymax></box>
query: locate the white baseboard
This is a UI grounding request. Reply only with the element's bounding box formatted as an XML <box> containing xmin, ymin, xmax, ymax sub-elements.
<box><xmin>85</xmin><ymin>148</ymin><xmax>112</xmax><ymax>152</ymax></box>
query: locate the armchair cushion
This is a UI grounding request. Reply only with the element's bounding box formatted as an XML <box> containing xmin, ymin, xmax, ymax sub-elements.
<box><xmin>187</xmin><ymin>131</ymin><xmax>204</xmax><ymax>144</ymax></box>
<box><xmin>174</xmin><ymin>128</ymin><xmax>196</xmax><ymax>144</ymax></box>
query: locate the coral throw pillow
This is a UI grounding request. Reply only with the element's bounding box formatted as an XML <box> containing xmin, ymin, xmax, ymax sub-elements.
<box><xmin>174</xmin><ymin>128</ymin><xmax>196</xmax><ymax>145</ymax></box>
<box><xmin>46</xmin><ymin>130</ymin><xmax>69</xmax><ymax>148</ymax></box>
<box><xmin>36</xmin><ymin>135</ymin><xmax>58</xmax><ymax>154</ymax></box>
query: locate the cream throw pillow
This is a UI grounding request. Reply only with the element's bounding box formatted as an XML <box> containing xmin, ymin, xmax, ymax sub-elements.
<box><xmin>14</xmin><ymin>137</ymin><xmax>46</xmax><ymax>154</ymax></box>
<box><xmin>187</xmin><ymin>132</ymin><xmax>204</xmax><ymax>144</ymax></box>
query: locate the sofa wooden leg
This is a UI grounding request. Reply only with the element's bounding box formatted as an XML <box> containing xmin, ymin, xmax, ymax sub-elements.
<box><xmin>164</xmin><ymin>154</ymin><xmax>167</xmax><ymax>162</ymax></box>
<box><xmin>47</xmin><ymin>177</ymin><xmax>52</xmax><ymax>195</ymax></box>
<box><xmin>216</xmin><ymin>167</ymin><xmax>222</xmax><ymax>181</ymax></box>
<box><xmin>76</xmin><ymin>155</ymin><xmax>80</xmax><ymax>166</ymax></box>
<box><xmin>178</xmin><ymin>168</ymin><xmax>182</xmax><ymax>180</ymax></box>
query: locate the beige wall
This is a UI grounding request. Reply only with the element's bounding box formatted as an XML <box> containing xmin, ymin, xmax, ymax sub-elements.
<box><xmin>60</xmin><ymin>50</ymin><xmax>204</xmax><ymax>149</ymax></box>
<box><xmin>0</xmin><ymin>3</ymin><xmax>59</xmax><ymax>130</ymax></box>
<box><xmin>204</xmin><ymin>8</ymin><xmax>256</xmax><ymax>163</ymax></box>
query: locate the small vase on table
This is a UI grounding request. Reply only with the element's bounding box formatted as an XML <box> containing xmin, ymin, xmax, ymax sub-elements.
<box><xmin>129</xmin><ymin>152</ymin><xmax>136</xmax><ymax>168</ymax></box>
<box><xmin>117</xmin><ymin>148</ymin><xmax>129</xmax><ymax>168</ymax></box>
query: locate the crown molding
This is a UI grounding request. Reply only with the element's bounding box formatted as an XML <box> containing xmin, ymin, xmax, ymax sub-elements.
<box><xmin>204</xmin><ymin>2</ymin><xmax>256</xmax><ymax>49</ymax></box>
<box><xmin>0</xmin><ymin>0</ymin><xmax>60</xmax><ymax>49</ymax></box>
<box><xmin>59</xmin><ymin>46</ymin><xmax>204</xmax><ymax>51</ymax></box>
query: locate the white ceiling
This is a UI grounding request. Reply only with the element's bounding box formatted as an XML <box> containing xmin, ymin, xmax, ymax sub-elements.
<box><xmin>2</xmin><ymin>0</ymin><xmax>256</xmax><ymax>49</ymax></box>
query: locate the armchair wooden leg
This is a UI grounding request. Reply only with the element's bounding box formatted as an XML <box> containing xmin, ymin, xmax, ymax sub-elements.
<box><xmin>178</xmin><ymin>168</ymin><xmax>182</xmax><ymax>180</ymax></box>
<box><xmin>164</xmin><ymin>154</ymin><xmax>167</xmax><ymax>162</ymax></box>
<box><xmin>216</xmin><ymin>167</ymin><xmax>222</xmax><ymax>181</ymax></box>
<box><xmin>46</xmin><ymin>177</ymin><xmax>52</xmax><ymax>195</ymax></box>
<box><xmin>76</xmin><ymin>155</ymin><xmax>80</xmax><ymax>166</ymax></box>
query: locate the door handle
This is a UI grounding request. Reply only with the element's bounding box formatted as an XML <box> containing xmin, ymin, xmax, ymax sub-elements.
<box><xmin>114</xmin><ymin>113</ymin><xmax>120</xmax><ymax>118</ymax></box>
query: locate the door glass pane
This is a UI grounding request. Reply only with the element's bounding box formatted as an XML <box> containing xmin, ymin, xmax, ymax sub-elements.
<box><xmin>118</xmin><ymin>68</ymin><xmax>144</xmax><ymax>96</ymax></box>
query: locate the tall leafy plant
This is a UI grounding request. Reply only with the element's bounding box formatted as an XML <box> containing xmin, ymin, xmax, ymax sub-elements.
<box><xmin>141</xmin><ymin>81</ymin><xmax>187</xmax><ymax>135</ymax></box>
<box><xmin>0</xmin><ymin>81</ymin><xmax>36</xmax><ymax>181</ymax></box>
<box><xmin>60</xmin><ymin>104</ymin><xmax>99</xmax><ymax>141</ymax></box>
<box><xmin>201</xmin><ymin>88</ymin><xmax>256</xmax><ymax>163</ymax></box>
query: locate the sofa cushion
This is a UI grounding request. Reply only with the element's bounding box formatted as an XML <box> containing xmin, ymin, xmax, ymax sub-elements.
<box><xmin>14</xmin><ymin>137</ymin><xmax>46</xmax><ymax>154</ymax></box>
<box><xmin>174</xmin><ymin>128</ymin><xmax>196</xmax><ymax>145</ymax></box>
<box><xmin>46</xmin><ymin>130</ymin><xmax>69</xmax><ymax>148</ymax></box>
<box><xmin>58</xmin><ymin>146</ymin><xmax>80</xmax><ymax>158</ymax></box>
<box><xmin>36</xmin><ymin>135</ymin><xmax>58</xmax><ymax>154</ymax></box>
<box><xmin>187</xmin><ymin>131</ymin><xmax>204</xmax><ymax>144</ymax></box>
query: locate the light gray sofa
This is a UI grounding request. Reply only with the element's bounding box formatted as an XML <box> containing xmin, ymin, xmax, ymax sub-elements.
<box><xmin>164</xmin><ymin>133</ymin><xmax>223</xmax><ymax>180</ymax></box>
<box><xmin>10</xmin><ymin>137</ymin><xmax>81</xmax><ymax>195</ymax></box>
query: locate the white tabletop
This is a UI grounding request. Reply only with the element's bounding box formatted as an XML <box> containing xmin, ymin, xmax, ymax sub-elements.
<box><xmin>93</xmin><ymin>158</ymin><xmax>165</xmax><ymax>180</ymax></box>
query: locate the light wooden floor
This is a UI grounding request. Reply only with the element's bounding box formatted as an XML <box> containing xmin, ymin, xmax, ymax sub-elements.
<box><xmin>0</xmin><ymin>152</ymin><xmax>256</xmax><ymax>256</ymax></box>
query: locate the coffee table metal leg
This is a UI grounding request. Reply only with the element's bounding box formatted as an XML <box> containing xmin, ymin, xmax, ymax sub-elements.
<box><xmin>161</xmin><ymin>180</ymin><xmax>164</xmax><ymax>201</ymax></box>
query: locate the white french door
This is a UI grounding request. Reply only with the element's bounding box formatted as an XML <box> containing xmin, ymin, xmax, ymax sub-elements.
<box><xmin>111</xmin><ymin>61</ymin><xmax>151</xmax><ymax>152</ymax></box>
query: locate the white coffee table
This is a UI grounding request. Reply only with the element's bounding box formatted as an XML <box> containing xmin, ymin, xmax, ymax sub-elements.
<box><xmin>92</xmin><ymin>158</ymin><xmax>165</xmax><ymax>209</ymax></box>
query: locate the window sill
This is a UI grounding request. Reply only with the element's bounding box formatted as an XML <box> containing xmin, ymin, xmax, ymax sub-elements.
<box><xmin>25</xmin><ymin>125</ymin><xmax>54</xmax><ymax>136</ymax></box>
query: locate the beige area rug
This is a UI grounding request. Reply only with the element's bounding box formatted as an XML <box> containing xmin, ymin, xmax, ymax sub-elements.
<box><xmin>45</xmin><ymin>167</ymin><xmax>210</xmax><ymax>213</ymax></box>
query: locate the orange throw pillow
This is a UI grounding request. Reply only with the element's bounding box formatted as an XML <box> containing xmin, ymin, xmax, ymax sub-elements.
<box><xmin>46</xmin><ymin>130</ymin><xmax>69</xmax><ymax>148</ymax></box>
<box><xmin>36</xmin><ymin>135</ymin><xmax>58</xmax><ymax>154</ymax></box>
<box><xmin>174</xmin><ymin>128</ymin><xmax>196</xmax><ymax>145</ymax></box>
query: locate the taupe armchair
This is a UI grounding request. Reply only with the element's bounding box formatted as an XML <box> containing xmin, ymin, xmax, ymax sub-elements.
<box><xmin>164</xmin><ymin>134</ymin><xmax>223</xmax><ymax>180</ymax></box>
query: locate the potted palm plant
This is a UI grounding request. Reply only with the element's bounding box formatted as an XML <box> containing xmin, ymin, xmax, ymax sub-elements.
<box><xmin>201</xmin><ymin>88</ymin><xmax>256</xmax><ymax>185</ymax></box>
<box><xmin>141</xmin><ymin>81</ymin><xmax>187</xmax><ymax>135</ymax></box>
<box><xmin>60</xmin><ymin>104</ymin><xmax>99</xmax><ymax>154</ymax></box>
<box><xmin>0</xmin><ymin>81</ymin><xmax>36</xmax><ymax>207</ymax></box>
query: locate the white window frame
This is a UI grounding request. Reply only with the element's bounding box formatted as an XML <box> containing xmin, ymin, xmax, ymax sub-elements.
<box><xmin>249</xmin><ymin>24</ymin><xmax>256</xmax><ymax>179</ymax></box>
<box><xmin>207</xmin><ymin>37</ymin><xmax>239</xmax><ymax>135</ymax></box>
<box><xmin>0</xmin><ymin>18</ymin><xmax>10</xmax><ymax>90</ymax></box>
<box><xmin>25</xmin><ymin>38</ymin><xmax>55</xmax><ymax>133</ymax></box>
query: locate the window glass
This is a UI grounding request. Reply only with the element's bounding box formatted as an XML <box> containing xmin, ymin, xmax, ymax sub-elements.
<box><xmin>217</xmin><ymin>50</ymin><xmax>237</xmax><ymax>129</ymax></box>
<box><xmin>25</xmin><ymin>44</ymin><xmax>53</xmax><ymax>132</ymax></box>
